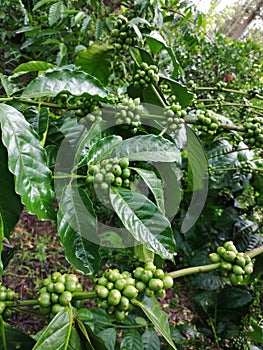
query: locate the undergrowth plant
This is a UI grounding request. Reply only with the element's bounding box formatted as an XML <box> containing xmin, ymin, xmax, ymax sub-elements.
<box><xmin>0</xmin><ymin>0</ymin><xmax>262</xmax><ymax>349</ymax></box>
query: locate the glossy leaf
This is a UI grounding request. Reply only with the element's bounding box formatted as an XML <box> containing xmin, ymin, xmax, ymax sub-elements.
<box><xmin>86</xmin><ymin>135</ymin><xmax>123</xmax><ymax>165</ymax></box>
<box><xmin>0</xmin><ymin>319</ymin><xmax>36</xmax><ymax>350</ymax></box>
<box><xmin>75</xmin><ymin>43</ymin><xmax>114</xmax><ymax>85</ymax></box>
<box><xmin>181</xmin><ymin>126</ymin><xmax>208</xmax><ymax>233</ymax></box>
<box><xmin>154</xmin><ymin>163</ymin><xmax>182</xmax><ymax>217</ymax></box>
<box><xmin>97</xmin><ymin>328</ymin><xmax>116</xmax><ymax>350</ymax></box>
<box><xmin>132</xmin><ymin>167</ymin><xmax>165</xmax><ymax>214</ymax></box>
<box><xmin>142</xmin><ymin>328</ymin><xmax>160</xmax><ymax>350</ymax></box>
<box><xmin>159</xmin><ymin>75</ymin><xmax>193</xmax><ymax>108</ymax></box>
<box><xmin>0</xmin><ymin>104</ymin><xmax>55</xmax><ymax>220</ymax></box>
<box><xmin>132</xmin><ymin>297</ymin><xmax>177</xmax><ymax>350</ymax></box>
<box><xmin>0</xmin><ymin>137</ymin><xmax>23</xmax><ymax>240</ymax></box>
<box><xmin>76</xmin><ymin>318</ymin><xmax>108</xmax><ymax>350</ymax></box>
<box><xmin>0</xmin><ymin>215</ymin><xmax>3</xmax><ymax>275</ymax></box>
<box><xmin>112</xmin><ymin>134</ymin><xmax>181</xmax><ymax>162</ymax></box>
<box><xmin>120</xmin><ymin>329</ymin><xmax>143</xmax><ymax>350</ymax></box>
<box><xmin>33</xmin><ymin>0</ymin><xmax>57</xmax><ymax>11</ymax></box>
<box><xmin>49</xmin><ymin>1</ymin><xmax>65</xmax><ymax>26</ymax></box>
<box><xmin>219</xmin><ymin>287</ymin><xmax>253</xmax><ymax>309</ymax></box>
<box><xmin>32</xmin><ymin>307</ymin><xmax>73</xmax><ymax>349</ymax></box>
<box><xmin>0</xmin><ymin>73</ymin><xmax>20</xmax><ymax>96</ymax></box>
<box><xmin>57</xmin><ymin>184</ymin><xmax>100</xmax><ymax>276</ymax></box>
<box><xmin>145</xmin><ymin>31</ymin><xmax>182</xmax><ymax>78</ymax></box>
<box><xmin>110</xmin><ymin>187</ymin><xmax>175</xmax><ymax>260</ymax></box>
<box><xmin>22</xmin><ymin>66</ymin><xmax>110</xmax><ymax>101</ymax></box>
<box><xmin>13</xmin><ymin>61</ymin><xmax>54</xmax><ymax>73</ymax></box>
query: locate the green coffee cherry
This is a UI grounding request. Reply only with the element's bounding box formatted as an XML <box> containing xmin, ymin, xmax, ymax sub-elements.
<box><xmin>122</xmin><ymin>285</ymin><xmax>138</xmax><ymax>299</ymax></box>
<box><xmin>108</xmin><ymin>289</ymin><xmax>122</xmax><ymax>306</ymax></box>
<box><xmin>108</xmin><ymin>269</ymin><xmax>121</xmax><ymax>282</ymax></box>
<box><xmin>133</xmin><ymin>267</ymin><xmax>144</xmax><ymax>280</ymax></box>
<box><xmin>0</xmin><ymin>301</ymin><xmax>5</xmax><ymax>314</ymax></box>
<box><xmin>209</xmin><ymin>253</ymin><xmax>221</xmax><ymax>263</ymax></box>
<box><xmin>232</xmin><ymin>265</ymin><xmax>245</xmax><ymax>275</ymax></box>
<box><xmin>115</xmin><ymin>278</ymin><xmax>127</xmax><ymax>291</ymax></box>
<box><xmin>135</xmin><ymin>281</ymin><xmax>146</xmax><ymax>293</ymax></box>
<box><xmin>162</xmin><ymin>275</ymin><xmax>174</xmax><ymax>289</ymax></box>
<box><xmin>223</xmin><ymin>251</ymin><xmax>237</xmax><ymax>263</ymax></box>
<box><xmin>38</xmin><ymin>292</ymin><xmax>51</xmax><ymax>308</ymax></box>
<box><xmin>97</xmin><ymin>276</ymin><xmax>108</xmax><ymax>286</ymax></box>
<box><xmin>118</xmin><ymin>296</ymin><xmax>130</xmax><ymax>311</ymax></box>
<box><xmin>224</xmin><ymin>241</ymin><xmax>238</xmax><ymax>253</ymax></box>
<box><xmin>145</xmin><ymin>288</ymin><xmax>155</xmax><ymax>298</ymax></box>
<box><xmin>59</xmin><ymin>291</ymin><xmax>72</xmax><ymax>306</ymax></box>
<box><xmin>95</xmin><ymin>285</ymin><xmax>109</xmax><ymax>299</ymax></box>
<box><xmin>148</xmin><ymin>278</ymin><xmax>164</xmax><ymax>291</ymax></box>
<box><xmin>141</xmin><ymin>270</ymin><xmax>153</xmax><ymax>284</ymax></box>
<box><xmin>144</xmin><ymin>262</ymin><xmax>156</xmax><ymax>273</ymax></box>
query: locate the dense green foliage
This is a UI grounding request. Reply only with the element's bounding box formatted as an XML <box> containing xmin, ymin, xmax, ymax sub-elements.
<box><xmin>0</xmin><ymin>0</ymin><xmax>263</xmax><ymax>349</ymax></box>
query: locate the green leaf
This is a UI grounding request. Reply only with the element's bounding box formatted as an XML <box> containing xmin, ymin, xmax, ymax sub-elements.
<box><xmin>112</xmin><ymin>135</ymin><xmax>181</xmax><ymax>162</ymax></box>
<box><xmin>32</xmin><ymin>306</ymin><xmax>73</xmax><ymax>349</ymax></box>
<box><xmin>159</xmin><ymin>75</ymin><xmax>193</xmax><ymax>108</ymax></box>
<box><xmin>68</xmin><ymin>328</ymin><xmax>82</xmax><ymax>350</ymax></box>
<box><xmin>110</xmin><ymin>187</ymin><xmax>175</xmax><ymax>260</ymax></box>
<box><xmin>13</xmin><ymin>61</ymin><xmax>54</xmax><ymax>74</ymax></box>
<box><xmin>95</xmin><ymin>18</ymin><xmax>103</xmax><ymax>40</ymax></box>
<box><xmin>132</xmin><ymin>168</ymin><xmax>165</xmax><ymax>214</ymax></box>
<box><xmin>0</xmin><ymin>214</ymin><xmax>3</xmax><ymax>275</ymax></box>
<box><xmin>145</xmin><ymin>31</ymin><xmax>182</xmax><ymax>78</ymax></box>
<box><xmin>132</xmin><ymin>297</ymin><xmax>177</xmax><ymax>350</ymax></box>
<box><xmin>0</xmin><ymin>104</ymin><xmax>55</xmax><ymax>220</ymax></box>
<box><xmin>0</xmin><ymin>136</ymin><xmax>23</xmax><ymax>240</ymax></box>
<box><xmin>0</xmin><ymin>319</ymin><xmax>36</xmax><ymax>350</ymax></box>
<box><xmin>120</xmin><ymin>329</ymin><xmax>143</xmax><ymax>350</ymax></box>
<box><xmin>75</xmin><ymin>43</ymin><xmax>114</xmax><ymax>85</ymax></box>
<box><xmin>246</xmin><ymin>319</ymin><xmax>263</xmax><ymax>345</ymax></box>
<box><xmin>57</xmin><ymin>184</ymin><xmax>100</xmax><ymax>276</ymax></box>
<box><xmin>181</xmin><ymin>126</ymin><xmax>208</xmax><ymax>233</ymax></box>
<box><xmin>0</xmin><ymin>73</ymin><xmax>20</xmax><ymax>96</ymax></box>
<box><xmin>87</xmin><ymin>135</ymin><xmax>123</xmax><ymax>165</ymax></box>
<box><xmin>76</xmin><ymin>318</ymin><xmax>108</xmax><ymax>350</ymax></box>
<box><xmin>142</xmin><ymin>328</ymin><xmax>160</xmax><ymax>350</ymax></box>
<box><xmin>49</xmin><ymin>1</ymin><xmax>65</xmax><ymax>26</ymax></box>
<box><xmin>97</xmin><ymin>328</ymin><xmax>116</xmax><ymax>350</ymax></box>
<box><xmin>22</xmin><ymin>66</ymin><xmax>110</xmax><ymax>101</ymax></box>
<box><xmin>154</xmin><ymin>163</ymin><xmax>182</xmax><ymax>217</ymax></box>
<box><xmin>33</xmin><ymin>0</ymin><xmax>57</xmax><ymax>11</ymax></box>
<box><xmin>219</xmin><ymin>287</ymin><xmax>253</xmax><ymax>309</ymax></box>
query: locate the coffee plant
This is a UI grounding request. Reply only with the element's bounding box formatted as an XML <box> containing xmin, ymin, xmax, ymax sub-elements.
<box><xmin>0</xmin><ymin>0</ymin><xmax>262</xmax><ymax>349</ymax></box>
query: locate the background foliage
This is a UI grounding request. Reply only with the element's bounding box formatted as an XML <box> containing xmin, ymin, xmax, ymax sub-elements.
<box><xmin>0</xmin><ymin>0</ymin><xmax>262</xmax><ymax>349</ymax></box>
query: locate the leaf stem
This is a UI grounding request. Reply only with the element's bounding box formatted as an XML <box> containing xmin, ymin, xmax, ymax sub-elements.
<box><xmin>150</xmin><ymin>84</ymin><xmax>167</xmax><ymax>107</ymax></box>
<box><xmin>168</xmin><ymin>263</ymin><xmax>221</xmax><ymax>278</ymax></box>
<box><xmin>72</xmin><ymin>291</ymin><xmax>97</xmax><ymax>300</ymax></box>
<box><xmin>4</xmin><ymin>299</ymin><xmax>39</xmax><ymax>307</ymax></box>
<box><xmin>0</xmin><ymin>316</ymin><xmax>7</xmax><ymax>350</ymax></box>
<box><xmin>246</xmin><ymin>244</ymin><xmax>263</xmax><ymax>258</ymax></box>
<box><xmin>0</xmin><ymin>97</ymin><xmax>62</xmax><ymax>109</ymax></box>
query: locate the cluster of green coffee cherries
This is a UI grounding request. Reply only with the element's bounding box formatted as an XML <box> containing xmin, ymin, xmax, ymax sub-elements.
<box><xmin>38</xmin><ymin>272</ymin><xmax>83</xmax><ymax>319</ymax></box>
<box><xmin>0</xmin><ymin>283</ymin><xmax>16</xmax><ymax>319</ymax></box>
<box><xmin>115</xmin><ymin>97</ymin><xmax>143</xmax><ymax>134</ymax></box>
<box><xmin>110</xmin><ymin>15</ymin><xmax>137</xmax><ymax>52</ymax></box>
<box><xmin>238</xmin><ymin>160</ymin><xmax>254</xmax><ymax>175</ymax></box>
<box><xmin>160</xmin><ymin>101</ymin><xmax>187</xmax><ymax>132</ymax></box>
<box><xmin>209</xmin><ymin>241</ymin><xmax>254</xmax><ymax>284</ymax></box>
<box><xmin>94</xmin><ymin>262</ymin><xmax>174</xmax><ymax>322</ymax></box>
<box><xmin>243</xmin><ymin>116</ymin><xmax>263</xmax><ymax>148</ymax></box>
<box><xmin>195</xmin><ymin>109</ymin><xmax>221</xmax><ymax>136</ymax></box>
<box><xmin>86</xmin><ymin>157</ymin><xmax>132</xmax><ymax>191</ymax></box>
<box><xmin>133</xmin><ymin>62</ymin><xmax>159</xmax><ymax>88</ymax></box>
